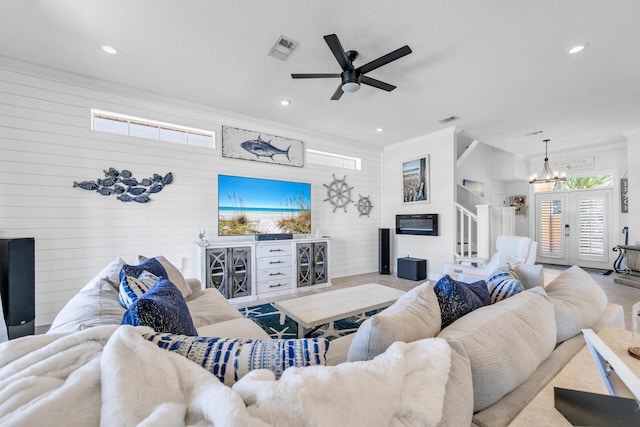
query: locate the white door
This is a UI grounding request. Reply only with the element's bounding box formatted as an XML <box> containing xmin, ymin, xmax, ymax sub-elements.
<box><xmin>535</xmin><ymin>190</ymin><xmax>610</xmax><ymax>269</ymax></box>
<box><xmin>491</xmin><ymin>192</ymin><xmax>506</xmax><ymax>207</ymax></box>
<box><xmin>570</xmin><ymin>190</ymin><xmax>609</xmax><ymax>268</ymax></box>
<box><xmin>536</xmin><ymin>193</ymin><xmax>568</xmax><ymax>265</ymax></box>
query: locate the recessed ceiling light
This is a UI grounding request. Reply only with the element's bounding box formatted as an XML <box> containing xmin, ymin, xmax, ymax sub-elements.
<box><xmin>568</xmin><ymin>44</ymin><xmax>586</xmax><ymax>54</ymax></box>
<box><xmin>101</xmin><ymin>45</ymin><xmax>118</xmax><ymax>55</ymax></box>
<box><xmin>280</xmin><ymin>99</ymin><xmax>291</xmax><ymax>106</ymax></box>
<box><xmin>375</xmin><ymin>128</ymin><xmax>384</xmax><ymax>132</ymax></box>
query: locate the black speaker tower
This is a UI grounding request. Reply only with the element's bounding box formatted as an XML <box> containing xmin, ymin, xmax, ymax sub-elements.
<box><xmin>0</xmin><ymin>238</ymin><xmax>35</xmax><ymax>339</ymax></box>
<box><xmin>378</xmin><ymin>228</ymin><xmax>391</xmax><ymax>275</ymax></box>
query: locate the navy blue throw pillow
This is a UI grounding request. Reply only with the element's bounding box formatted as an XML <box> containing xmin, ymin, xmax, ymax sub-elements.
<box><xmin>121</xmin><ymin>277</ymin><xmax>197</xmax><ymax>336</ymax></box>
<box><xmin>434</xmin><ymin>274</ymin><xmax>490</xmax><ymax>328</ymax></box>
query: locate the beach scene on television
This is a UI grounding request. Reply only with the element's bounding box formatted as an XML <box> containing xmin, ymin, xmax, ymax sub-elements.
<box><xmin>218</xmin><ymin>175</ymin><xmax>311</xmax><ymax>236</ymax></box>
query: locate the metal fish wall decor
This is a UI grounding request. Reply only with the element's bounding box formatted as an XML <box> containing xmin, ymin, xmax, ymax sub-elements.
<box><xmin>73</xmin><ymin>167</ymin><xmax>173</xmax><ymax>203</ymax></box>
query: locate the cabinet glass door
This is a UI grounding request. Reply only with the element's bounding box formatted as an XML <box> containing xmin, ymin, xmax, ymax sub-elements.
<box><xmin>297</xmin><ymin>243</ymin><xmax>312</xmax><ymax>287</ymax></box>
<box><xmin>230</xmin><ymin>247</ymin><xmax>251</xmax><ymax>298</ymax></box>
<box><xmin>206</xmin><ymin>248</ymin><xmax>229</xmax><ymax>297</ymax></box>
<box><xmin>313</xmin><ymin>242</ymin><xmax>327</xmax><ymax>284</ymax></box>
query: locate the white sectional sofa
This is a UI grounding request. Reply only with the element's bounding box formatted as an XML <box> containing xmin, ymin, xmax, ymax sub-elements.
<box><xmin>13</xmin><ymin>257</ymin><xmax>626</xmax><ymax>426</ymax></box>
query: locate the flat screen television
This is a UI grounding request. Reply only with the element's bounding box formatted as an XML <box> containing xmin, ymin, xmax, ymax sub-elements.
<box><xmin>218</xmin><ymin>175</ymin><xmax>311</xmax><ymax>236</ymax></box>
<box><xmin>396</xmin><ymin>214</ymin><xmax>439</xmax><ymax>236</ymax></box>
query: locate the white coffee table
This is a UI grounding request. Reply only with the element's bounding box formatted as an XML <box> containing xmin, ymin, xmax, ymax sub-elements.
<box><xmin>273</xmin><ymin>283</ymin><xmax>406</xmax><ymax>338</ymax></box>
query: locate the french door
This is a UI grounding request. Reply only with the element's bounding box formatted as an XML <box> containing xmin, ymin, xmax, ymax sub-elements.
<box><xmin>535</xmin><ymin>190</ymin><xmax>610</xmax><ymax>269</ymax></box>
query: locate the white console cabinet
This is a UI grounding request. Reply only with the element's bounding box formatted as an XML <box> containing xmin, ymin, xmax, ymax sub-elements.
<box><xmin>255</xmin><ymin>242</ymin><xmax>294</xmax><ymax>295</ymax></box>
<box><xmin>197</xmin><ymin>238</ymin><xmax>330</xmax><ymax>302</ymax></box>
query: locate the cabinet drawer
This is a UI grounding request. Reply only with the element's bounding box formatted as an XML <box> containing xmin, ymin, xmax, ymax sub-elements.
<box><xmin>256</xmin><ymin>256</ymin><xmax>293</xmax><ymax>270</ymax></box>
<box><xmin>256</xmin><ymin>243</ymin><xmax>292</xmax><ymax>258</ymax></box>
<box><xmin>257</xmin><ymin>278</ymin><xmax>293</xmax><ymax>294</ymax></box>
<box><xmin>256</xmin><ymin>266</ymin><xmax>292</xmax><ymax>281</ymax></box>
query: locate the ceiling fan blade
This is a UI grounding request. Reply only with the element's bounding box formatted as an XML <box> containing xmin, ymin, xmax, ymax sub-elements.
<box><xmin>324</xmin><ymin>34</ymin><xmax>354</xmax><ymax>71</ymax></box>
<box><xmin>291</xmin><ymin>73</ymin><xmax>341</xmax><ymax>79</ymax></box>
<box><xmin>357</xmin><ymin>45</ymin><xmax>412</xmax><ymax>75</ymax></box>
<box><xmin>331</xmin><ymin>84</ymin><xmax>344</xmax><ymax>100</ymax></box>
<box><xmin>361</xmin><ymin>76</ymin><xmax>396</xmax><ymax>92</ymax></box>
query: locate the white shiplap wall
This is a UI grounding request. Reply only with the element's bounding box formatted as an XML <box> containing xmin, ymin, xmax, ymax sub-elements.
<box><xmin>0</xmin><ymin>59</ymin><xmax>383</xmax><ymax>326</ymax></box>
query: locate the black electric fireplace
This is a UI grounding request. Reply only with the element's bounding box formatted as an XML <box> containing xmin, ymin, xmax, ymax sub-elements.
<box><xmin>395</xmin><ymin>214</ymin><xmax>439</xmax><ymax>236</ymax></box>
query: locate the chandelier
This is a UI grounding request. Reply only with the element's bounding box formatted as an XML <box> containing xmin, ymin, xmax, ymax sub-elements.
<box><xmin>529</xmin><ymin>139</ymin><xmax>566</xmax><ymax>184</ymax></box>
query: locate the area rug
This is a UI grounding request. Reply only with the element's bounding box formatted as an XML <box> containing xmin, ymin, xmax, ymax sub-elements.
<box><xmin>240</xmin><ymin>303</ymin><xmax>374</xmax><ymax>340</ymax></box>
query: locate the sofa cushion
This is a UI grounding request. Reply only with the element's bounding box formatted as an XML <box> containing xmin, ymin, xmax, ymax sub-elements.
<box><xmin>437</xmin><ymin>287</ymin><xmax>556</xmax><ymax>412</ymax></box>
<box><xmin>136</xmin><ymin>255</ymin><xmax>193</xmax><ymax>300</ymax></box>
<box><xmin>145</xmin><ymin>332</ymin><xmax>329</xmax><ymax>386</ymax></box>
<box><xmin>346</xmin><ymin>282</ymin><xmax>441</xmax><ymax>362</ymax></box>
<box><xmin>545</xmin><ymin>265</ymin><xmax>608</xmax><ymax>343</ymax></box>
<box><xmin>472</xmin><ymin>333</ymin><xmax>586</xmax><ymax>427</ymax></box>
<box><xmin>439</xmin><ymin>338</ymin><xmax>474</xmax><ymax>426</ymax></box>
<box><xmin>187</xmin><ymin>288</ymin><xmax>244</xmax><ymax>328</ymax></box>
<box><xmin>486</xmin><ymin>265</ymin><xmax>524</xmax><ymax>303</ymax></box>
<box><xmin>513</xmin><ymin>263</ymin><xmax>544</xmax><ymax>289</ymax></box>
<box><xmin>118</xmin><ymin>271</ymin><xmax>158</xmax><ymax>308</ymax></box>
<box><xmin>48</xmin><ymin>258</ymin><xmax>127</xmax><ymax>334</ymax></box>
<box><xmin>122</xmin><ymin>277</ymin><xmax>197</xmax><ymax>336</ymax></box>
<box><xmin>434</xmin><ymin>275</ymin><xmax>490</xmax><ymax>328</ymax></box>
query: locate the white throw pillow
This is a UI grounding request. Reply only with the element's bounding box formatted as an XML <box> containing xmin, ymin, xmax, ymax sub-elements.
<box><xmin>545</xmin><ymin>265</ymin><xmax>608</xmax><ymax>343</ymax></box>
<box><xmin>137</xmin><ymin>255</ymin><xmax>192</xmax><ymax>300</ymax></box>
<box><xmin>347</xmin><ymin>282</ymin><xmax>441</xmax><ymax>362</ymax></box>
<box><xmin>513</xmin><ymin>263</ymin><xmax>544</xmax><ymax>289</ymax></box>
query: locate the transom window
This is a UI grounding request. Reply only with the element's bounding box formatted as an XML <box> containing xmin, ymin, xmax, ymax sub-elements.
<box><xmin>533</xmin><ymin>174</ymin><xmax>614</xmax><ymax>193</ymax></box>
<box><xmin>306</xmin><ymin>148</ymin><xmax>362</xmax><ymax>170</ymax></box>
<box><xmin>91</xmin><ymin>109</ymin><xmax>215</xmax><ymax>148</ymax></box>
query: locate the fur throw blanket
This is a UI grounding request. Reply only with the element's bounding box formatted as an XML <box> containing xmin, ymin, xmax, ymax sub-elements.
<box><xmin>0</xmin><ymin>326</ymin><xmax>451</xmax><ymax>427</ymax></box>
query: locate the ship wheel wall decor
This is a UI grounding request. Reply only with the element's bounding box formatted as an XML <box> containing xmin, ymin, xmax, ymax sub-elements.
<box><xmin>357</xmin><ymin>194</ymin><xmax>373</xmax><ymax>217</ymax></box>
<box><xmin>324</xmin><ymin>174</ymin><xmax>354</xmax><ymax>212</ymax></box>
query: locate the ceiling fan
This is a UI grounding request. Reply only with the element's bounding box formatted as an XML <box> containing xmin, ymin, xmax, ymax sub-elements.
<box><xmin>291</xmin><ymin>34</ymin><xmax>412</xmax><ymax>100</ymax></box>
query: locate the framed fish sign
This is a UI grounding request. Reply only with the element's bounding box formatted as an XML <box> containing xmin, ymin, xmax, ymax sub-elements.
<box><xmin>222</xmin><ymin>126</ymin><xmax>304</xmax><ymax>167</ymax></box>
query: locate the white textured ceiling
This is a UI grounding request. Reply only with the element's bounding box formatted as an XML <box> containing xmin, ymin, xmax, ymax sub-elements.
<box><xmin>1</xmin><ymin>0</ymin><xmax>639</xmax><ymax>158</ymax></box>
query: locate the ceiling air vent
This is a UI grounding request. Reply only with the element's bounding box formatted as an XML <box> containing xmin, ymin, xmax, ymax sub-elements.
<box><xmin>268</xmin><ymin>35</ymin><xmax>298</xmax><ymax>61</ymax></box>
<box><xmin>438</xmin><ymin>115</ymin><xmax>460</xmax><ymax>124</ymax></box>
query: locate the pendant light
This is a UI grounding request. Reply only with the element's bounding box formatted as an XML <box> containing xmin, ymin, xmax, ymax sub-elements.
<box><xmin>529</xmin><ymin>139</ymin><xmax>566</xmax><ymax>184</ymax></box>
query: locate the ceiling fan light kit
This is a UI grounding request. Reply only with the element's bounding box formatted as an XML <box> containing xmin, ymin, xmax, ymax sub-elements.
<box><xmin>292</xmin><ymin>33</ymin><xmax>412</xmax><ymax>100</ymax></box>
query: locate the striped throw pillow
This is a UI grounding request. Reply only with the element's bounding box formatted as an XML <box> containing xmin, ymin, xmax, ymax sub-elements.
<box><xmin>486</xmin><ymin>266</ymin><xmax>524</xmax><ymax>303</ymax></box>
<box><xmin>118</xmin><ymin>271</ymin><xmax>158</xmax><ymax>308</ymax></box>
<box><xmin>145</xmin><ymin>332</ymin><xmax>329</xmax><ymax>385</ymax></box>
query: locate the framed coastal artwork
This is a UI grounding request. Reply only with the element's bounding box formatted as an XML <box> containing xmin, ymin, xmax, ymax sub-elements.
<box><xmin>402</xmin><ymin>156</ymin><xmax>430</xmax><ymax>203</ymax></box>
<box><xmin>221</xmin><ymin>126</ymin><xmax>304</xmax><ymax>167</ymax></box>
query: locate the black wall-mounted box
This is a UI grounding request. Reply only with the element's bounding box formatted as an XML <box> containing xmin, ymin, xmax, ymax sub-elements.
<box><xmin>395</xmin><ymin>214</ymin><xmax>438</xmax><ymax>236</ymax></box>
<box><xmin>397</xmin><ymin>257</ymin><xmax>427</xmax><ymax>281</ymax></box>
